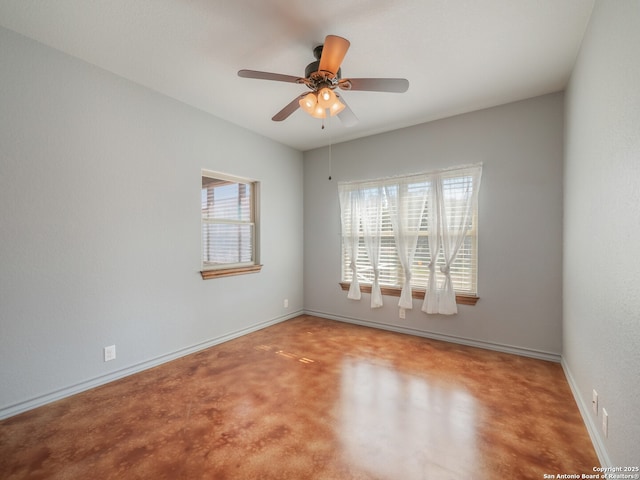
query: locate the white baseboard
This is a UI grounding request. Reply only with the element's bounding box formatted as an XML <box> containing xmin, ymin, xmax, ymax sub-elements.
<box><xmin>561</xmin><ymin>358</ymin><xmax>611</xmax><ymax>467</ymax></box>
<box><xmin>0</xmin><ymin>310</ymin><xmax>302</xmax><ymax>420</ymax></box>
<box><xmin>304</xmin><ymin>309</ymin><xmax>562</xmax><ymax>363</ymax></box>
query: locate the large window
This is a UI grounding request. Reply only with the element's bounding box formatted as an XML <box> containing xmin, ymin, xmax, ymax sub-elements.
<box><xmin>339</xmin><ymin>164</ymin><xmax>482</xmax><ymax>314</ymax></box>
<box><xmin>200</xmin><ymin>171</ymin><xmax>261</xmax><ymax>279</ymax></box>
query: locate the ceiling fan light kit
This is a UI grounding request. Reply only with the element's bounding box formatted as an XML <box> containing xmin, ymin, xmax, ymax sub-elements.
<box><xmin>299</xmin><ymin>88</ymin><xmax>345</xmax><ymax>119</ymax></box>
<box><xmin>238</xmin><ymin>35</ymin><xmax>409</xmax><ymax>126</ymax></box>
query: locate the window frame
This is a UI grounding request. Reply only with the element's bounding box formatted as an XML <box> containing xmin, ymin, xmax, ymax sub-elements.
<box><xmin>200</xmin><ymin>170</ymin><xmax>261</xmax><ymax>280</ymax></box>
<box><xmin>339</xmin><ymin>168</ymin><xmax>480</xmax><ymax>304</ymax></box>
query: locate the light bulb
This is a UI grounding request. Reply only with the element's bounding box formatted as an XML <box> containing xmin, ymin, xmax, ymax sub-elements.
<box><xmin>317</xmin><ymin>87</ymin><xmax>337</xmax><ymax>109</ymax></box>
<box><xmin>311</xmin><ymin>103</ymin><xmax>327</xmax><ymax>119</ymax></box>
<box><xmin>329</xmin><ymin>98</ymin><xmax>345</xmax><ymax>116</ymax></box>
<box><xmin>299</xmin><ymin>93</ymin><xmax>317</xmax><ymax>114</ymax></box>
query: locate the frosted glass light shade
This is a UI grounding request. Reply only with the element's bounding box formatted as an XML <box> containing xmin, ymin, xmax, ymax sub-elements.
<box><xmin>311</xmin><ymin>104</ymin><xmax>327</xmax><ymax>118</ymax></box>
<box><xmin>299</xmin><ymin>93</ymin><xmax>317</xmax><ymax>114</ymax></box>
<box><xmin>317</xmin><ymin>87</ymin><xmax>337</xmax><ymax>109</ymax></box>
<box><xmin>329</xmin><ymin>98</ymin><xmax>345</xmax><ymax>116</ymax></box>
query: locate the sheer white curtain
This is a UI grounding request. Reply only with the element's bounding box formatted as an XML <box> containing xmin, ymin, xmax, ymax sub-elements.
<box><xmin>386</xmin><ymin>181</ymin><xmax>429</xmax><ymax>309</ymax></box>
<box><xmin>360</xmin><ymin>185</ymin><xmax>384</xmax><ymax>308</ymax></box>
<box><xmin>422</xmin><ymin>178</ymin><xmax>442</xmax><ymax>314</ymax></box>
<box><xmin>339</xmin><ymin>186</ymin><xmax>361</xmax><ymax>300</ymax></box>
<box><xmin>422</xmin><ymin>166</ymin><xmax>482</xmax><ymax>315</ymax></box>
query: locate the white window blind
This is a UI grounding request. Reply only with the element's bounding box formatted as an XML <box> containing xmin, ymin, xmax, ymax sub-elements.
<box><xmin>201</xmin><ymin>172</ymin><xmax>258</xmax><ymax>270</ymax></box>
<box><xmin>339</xmin><ymin>165</ymin><xmax>481</xmax><ymax>302</ymax></box>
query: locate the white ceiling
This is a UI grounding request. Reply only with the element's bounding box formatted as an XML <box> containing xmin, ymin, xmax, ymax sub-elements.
<box><xmin>0</xmin><ymin>0</ymin><xmax>594</xmax><ymax>151</ymax></box>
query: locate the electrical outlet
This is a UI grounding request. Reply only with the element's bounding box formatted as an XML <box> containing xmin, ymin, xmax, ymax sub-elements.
<box><xmin>592</xmin><ymin>389</ymin><xmax>598</xmax><ymax>415</ymax></box>
<box><xmin>283</xmin><ymin>299</ymin><xmax>289</xmax><ymax>308</ymax></box>
<box><xmin>602</xmin><ymin>408</ymin><xmax>608</xmax><ymax>437</ymax></box>
<box><xmin>399</xmin><ymin>308</ymin><xmax>406</xmax><ymax>319</ymax></box>
<box><xmin>104</xmin><ymin>345</ymin><xmax>116</xmax><ymax>362</ymax></box>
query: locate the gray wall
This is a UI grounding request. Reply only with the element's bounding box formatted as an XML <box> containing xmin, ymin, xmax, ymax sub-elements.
<box><xmin>0</xmin><ymin>27</ymin><xmax>304</xmax><ymax>418</ymax></box>
<box><xmin>304</xmin><ymin>93</ymin><xmax>564</xmax><ymax>359</ymax></box>
<box><xmin>563</xmin><ymin>0</ymin><xmax>640</xmax><ymax>466</ymax></box>
<box><xmin>4</xmin><ymin>3</ymin><xmax>638</xmax><ymax>466</ymax></box>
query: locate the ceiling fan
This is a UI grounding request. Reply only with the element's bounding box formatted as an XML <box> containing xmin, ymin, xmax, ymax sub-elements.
<box><xmin>238</xmin><ymin>35</ymin><xmax>409</xmax><ymax>127</ymax></box>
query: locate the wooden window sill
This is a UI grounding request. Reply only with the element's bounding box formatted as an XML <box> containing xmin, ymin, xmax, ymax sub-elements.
<box><xmin>201</xmin><ymin>264</ymin><xmax>262</xmax><ymax>280</ymax></box>
<box><xmin>339</xmin><ymin>282</ymin><xmax>479</xmax><ymax>306</ymax></box>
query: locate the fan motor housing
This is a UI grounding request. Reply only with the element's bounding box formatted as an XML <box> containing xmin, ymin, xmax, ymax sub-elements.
<box><xmin>304</xmin><ymin>60</ymin><xmax>320</xmax><ymax>79</ymax></box>
<box><xmin>305</xmin><ymin>60</ymin><xmax>342</xmax><ymax>78</ymax></box>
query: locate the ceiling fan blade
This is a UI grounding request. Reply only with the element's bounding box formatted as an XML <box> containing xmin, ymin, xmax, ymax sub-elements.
<box><xmin>335</xmin><ymin>93</ymin><xmax>358</xmax><ymax>127</ymax></box>
<box><xmin>238</xmin><ymin>69</ymin><xmax>305</xmax><ymax>84</ymax></box>
<box><xmin>272</xmin><ymin>94</ymin><xmax>305</xmax><ymax>122</ymax></box>
<box><xmin>339</xmin><ymin>78</ymin><xmax>409</xmax><ymax>93</ymax></box>
<box><xmin>318</xmin><ymin>35</ymin><xmax>350</xmax><ymax>77</ymax></box>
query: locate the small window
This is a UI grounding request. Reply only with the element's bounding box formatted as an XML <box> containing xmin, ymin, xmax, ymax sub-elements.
<box><xmin>200</xmin><ymin>171</ymin><xmax>261</xmax><ymax>279</ymax></box>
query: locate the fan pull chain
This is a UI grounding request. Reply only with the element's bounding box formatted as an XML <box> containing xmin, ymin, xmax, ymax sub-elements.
<box><xmin>327</xmin><ymin>118</ymin><xmax>333</xmax><ymax>180</ymax></box>
<box><xmin>328</xmin><ymin>141</ymin><xmax>332</xmax><ymax>180</ymax></box>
